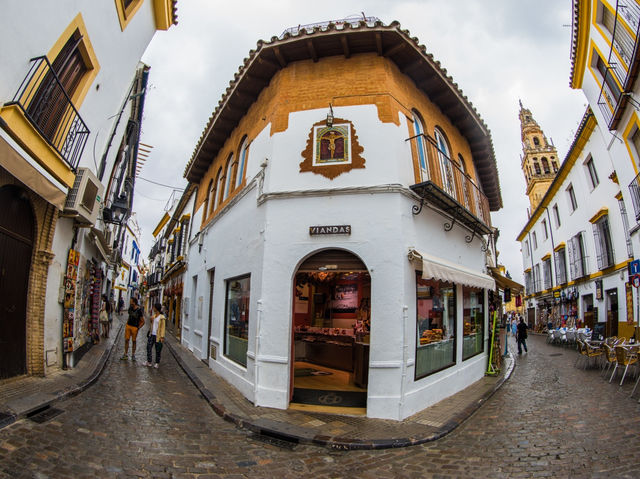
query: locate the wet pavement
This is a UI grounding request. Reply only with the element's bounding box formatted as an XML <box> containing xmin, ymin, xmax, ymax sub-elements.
<box><xmin>1</xmin><ymin>329</ymin><xmax>639</xmax><ymax>478</ymax></box>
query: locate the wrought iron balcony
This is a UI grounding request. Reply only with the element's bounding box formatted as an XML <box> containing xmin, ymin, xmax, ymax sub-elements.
<box><xmin>596</xmin><ymin>0</ymin><xmax>640</xmax><ymax>130</ymax></box>
<box><xmin>4</xmin><ymin>56</ymin><xmax>89</xmax><ymax>170</ymax></box>
<box><xmin>409</xmin><ymin>134</ymin><xmax>492</xmax><ymax>240</ymax></box>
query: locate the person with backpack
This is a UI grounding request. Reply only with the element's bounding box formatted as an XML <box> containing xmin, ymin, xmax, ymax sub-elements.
<box><xmin>121</xmin><ymin>297</ymin><xmax>144</xmax><ymax>361</ymax></box>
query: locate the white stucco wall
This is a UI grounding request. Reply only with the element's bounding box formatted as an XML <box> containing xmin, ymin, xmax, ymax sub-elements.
<box><xmin>182</xmin><ymin>101</ymin><xmax>494</xmax><ymax>420</ymax></box>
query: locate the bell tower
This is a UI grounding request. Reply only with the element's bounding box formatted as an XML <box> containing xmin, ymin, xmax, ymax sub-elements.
<box><xmin>519</xmin><ymin>101</ymin><xmax>559</xmax><ymax>213</ymax></box>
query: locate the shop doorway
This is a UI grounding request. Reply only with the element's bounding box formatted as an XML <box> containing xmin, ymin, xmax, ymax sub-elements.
<box><xmin>606</xmin><ymin>289</ymin><xmax>618</xmax><ymax>338</ymax></box>
<box><xmin>0</xmin><ymin>186</ymin><xmax>34</xmax><ymax>379</ymax></box>
<box><xmin>290</xmin><ymin>249</ymin><xmax>370</xmax><ymax>414</ymax></box>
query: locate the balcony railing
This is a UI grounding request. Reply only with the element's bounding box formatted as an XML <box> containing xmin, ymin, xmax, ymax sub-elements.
<box><xmin>596</xmin><ymin>0</ymin><xmax>640</xmax><ymax>129</ymax></box>
<box><xmin>409</xmin><ymin>134</ymin><xmax>491</xmax><ymax>235</ymax></box>
<box><xmin>4</xmin><ymin>56</ymin><xmax>89</xmax><ymax>170</ymax></box>
<box><xmin>629</xmin><ymin>171</ymin><xmax>640</xmax><ymax>220</ymax></box>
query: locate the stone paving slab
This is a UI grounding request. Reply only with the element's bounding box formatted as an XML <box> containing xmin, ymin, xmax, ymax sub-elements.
<box><xmin>0</xmin><ymin>317</ymin><xmax>124</xmax><ymax>429</ymax></box>
<box><xmin>165</xmin><ymin>333</ymin><xmax>515</xmax><ymax>450</ymax></box>
<box><xmin>0</xmin><ymin>316</ymin><xmax>514</xmax><ymax>450</ymax></box>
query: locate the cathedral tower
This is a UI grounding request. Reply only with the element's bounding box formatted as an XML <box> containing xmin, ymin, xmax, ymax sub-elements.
<box><xmin>519</xmin><ymin>101</ymin><xmax>559</xmax><ymax>212</ymax></box>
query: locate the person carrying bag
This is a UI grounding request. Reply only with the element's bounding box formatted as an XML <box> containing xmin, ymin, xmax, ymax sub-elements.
<box><xmin>144</xmin><ymin>302</ymin><xmax>166</xmax><ymax>369</ymax></box>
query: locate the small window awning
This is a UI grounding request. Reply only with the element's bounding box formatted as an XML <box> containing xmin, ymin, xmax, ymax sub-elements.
<box><xmin>409</xmin><ymin>249</ymin><xmax>495</xmax><ymax>290</ymax></box>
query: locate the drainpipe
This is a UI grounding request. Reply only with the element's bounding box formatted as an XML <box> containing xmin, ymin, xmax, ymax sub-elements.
<box><xmin>399</xmin><ymin>304</ymin><xmax>409</xmax><ymax>420</ymax></box>
<box><xmin>254</xmin><ymin>299</ymin><xmax>263</xmax><ymax>404</ymax></box>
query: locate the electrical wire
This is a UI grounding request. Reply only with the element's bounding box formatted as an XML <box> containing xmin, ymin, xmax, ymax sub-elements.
<box><xmin>136</xmin><ymin>176</ymin><xmax>185</xmax><ymax>190</ymax></box>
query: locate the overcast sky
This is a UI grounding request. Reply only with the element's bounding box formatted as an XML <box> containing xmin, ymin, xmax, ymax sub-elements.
<box><xmin>135</xmin><ymin>0</ymin><xmax>587</xmax><ymax>284</ymax></box>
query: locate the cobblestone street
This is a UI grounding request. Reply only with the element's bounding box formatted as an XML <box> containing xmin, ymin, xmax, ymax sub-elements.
<box><xmin>1</xmin><ymin>333</ymin><xmax>639</xmax><ymax>478</ymax></box>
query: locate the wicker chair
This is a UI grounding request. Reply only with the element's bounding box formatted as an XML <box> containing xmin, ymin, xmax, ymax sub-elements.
<box><xmin>610</xmin><ymin>346</ymin><xmax>638</xmax><ymax>386</ymax></box>
<box><xmin>601</xmin><ymin>343</ymin><xmax>617</xmax><ymax>378</ymax></box>
<box><xmin>583</xmin><ymin>342</ymin><xmax>603</xmax><ymax>369</ymax></box>
<box><xmin>575</xmin><ymin>340</ymin><xmax>588</xmax><ymax>368</ymax></box>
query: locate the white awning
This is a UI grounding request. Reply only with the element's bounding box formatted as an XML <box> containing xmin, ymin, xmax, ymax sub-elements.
<box><xmin>0</xmin><ymin>131</ymin><xmax>68</xmax><ymax>210</ymax></box>
<box><xmin>409</xmin><ymin>249</ymin><xmax>495</xmax><ymax>290</ymax></box>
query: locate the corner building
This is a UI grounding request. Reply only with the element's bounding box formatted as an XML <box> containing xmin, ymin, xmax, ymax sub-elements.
<box><xmin>181</xmin><ymin>19</ymin><xmax>502</xmax><ymax>420</ymax></box>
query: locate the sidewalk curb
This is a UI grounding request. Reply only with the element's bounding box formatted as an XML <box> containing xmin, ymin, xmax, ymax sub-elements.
<box><xmin>0</xmin><ymin>322</ymin><xmax>123</xmax><ymax>431</ymax></box>
<box><xmin>167</xmin><ymin>338</ymin><xmax>517</xmax><ymax>450</ymax></box>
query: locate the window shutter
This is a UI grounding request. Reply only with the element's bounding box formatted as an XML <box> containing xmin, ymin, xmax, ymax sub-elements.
<box><xmin>592</xmin><ymin>223</ymin><xmax>604</xmax><ymax>270</ymax></box>
<box><xmin>568</xmin><ymin>237</ymin><xmax>576</xmax><ymax>280</ymax></box>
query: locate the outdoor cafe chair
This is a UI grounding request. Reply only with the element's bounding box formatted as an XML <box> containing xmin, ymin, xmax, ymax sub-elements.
<box><xmin>583</xmin><ymin>341</ymin><xmax>603</xmax><ymax>369</ymax></box>
<box><xmin>610</xmin><ymin>346</ymin><xmax>638</xmax><ymax>386</ymax></box>
<box><xmin>575</xmin><ymin>340</ymin><xmax>589</xmax><ymax>369</ymax></box>
<box><xmin>601</xmin><ymin>343</ymin><xmax>617</xmax><ymax>379</ymax></box>
<box><xmin>565</xmin><ymin>329</ymin><xmax>576</xmax><ymax>347</ymax></box>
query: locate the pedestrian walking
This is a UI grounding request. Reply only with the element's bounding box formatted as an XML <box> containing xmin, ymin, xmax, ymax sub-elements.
<box><xmin>105</xmin><ymin>294</ymin><xmax>113</xmax><ymax>326</ymax></box>
<box><xmin>118</xmin><ymin>297</ymin><xmax>124</xmax><ymax>314</ymax></box>
<box><xmin>121</xmin><ymin>297</ymin><xmax>144</xmax><ymax>361</ymax></box>
<box><xmin>511</xmin><ymin>317</ymin><xmax>517</xmax><ymax>337</ymax></box>
<box><xmin>100</xmin><ymin>299</ymin><xmax>110</xmax><ymax>339</ymax></box>
<box><xmin>144</xmin><ymin>302</ymin><xmax>166</xmax><ymax>369</ymax></box>
<box><xmin>517</xmin><ymin>317</ymin><xmax>528</xmax><ymax>354</ymax></box>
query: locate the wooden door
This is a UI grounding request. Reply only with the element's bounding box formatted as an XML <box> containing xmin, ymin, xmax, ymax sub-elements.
<box><xmin>0</xmin><ymin>186</ymin><xmax>34</xmax><ymax>379</ymax></box>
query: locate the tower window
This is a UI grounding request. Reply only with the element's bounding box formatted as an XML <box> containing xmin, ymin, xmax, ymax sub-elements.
<box><xmin>533</xmin><ymin>137</ymin><xmax>540</xmax><ymax>146</ymax></box>
<box><xmin>534</xmin><ymin>162</ymin><xmax>541</xmax><ymax>175</ymax></box>
<box><xmin>541</xmin><ymin>158</ymin><xmax>550</xmax><ymax>174</ymax></box>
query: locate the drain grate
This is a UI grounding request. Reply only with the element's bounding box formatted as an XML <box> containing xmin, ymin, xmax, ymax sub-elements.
<box><xmin>27</xmin><ymin>406</ymin><xmax>64</xmax><ymax>424</ymax></box>
<box><xmin>549</xmin><ymin>353</ymin><xmax>563</xmax><ymax>357</ymax></box>
<box><xmin>250</xmin><ymin>432</ymin><xmax>297</xmax><ymax>450</ymax></box>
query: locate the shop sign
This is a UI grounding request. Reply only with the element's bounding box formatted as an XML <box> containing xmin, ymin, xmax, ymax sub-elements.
<box><xmin>595</xmin><ymin>279</ymin><xmax>603</xmax><ymax>300</ymax></box>
<box><xmin>309</xmin><ymin>225</ymin><xmax>351</xmax><ymax>235</ymax></box>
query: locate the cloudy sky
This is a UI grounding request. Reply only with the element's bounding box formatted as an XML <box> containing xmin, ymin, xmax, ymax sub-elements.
<box><xmin>135</xmin><ymin>0</ymin><xmax>586</xmax><ymax>283</ymax></box>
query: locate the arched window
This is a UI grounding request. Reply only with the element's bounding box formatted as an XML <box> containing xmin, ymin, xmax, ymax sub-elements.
<box><xmin>412</xmin><ymin>111</ymin><xmax>428</xmax><ymax>181</ymax></box>
<box><xmin>534</xmin><ymin>162</ymin><xmax>541</xmax><ymax>175</ymax></box>
<box><xmin>211</xmin><ymin>169</ymin><xmax>222</xmax><ymax>214</ymax></box>
<box><xmin>216</xmin><ymin>167</ymin><xmax>225</xmax><ymax>208</ymax></box>
<box><xmin>458</xmin><ymin>153</ymin><xmax>470</xmax><ymax>209</ymax></box>
<box><xmin>434</xmin><ymin>127</ymin><xmax>456</xmax><ymax>197</ymax></box>
<box><xmin>541</xmin><ymin>157</ymin><xmax>550</xmax><ymax>174</ymax></box>
<box><xmin>223</xmin><ymin>153</ymin><xmax>233</xmax><ymax>200</ymax></box>
<box><xmin>204</xmin><ymin>180</ymin><xmax>213</xmax><ymax>220</ymax></box>
<box><xmin>533</xmin><ymin>137</ymin><xmax>540</xmax><ymax>146</ymax></box>
<box><xmin>552</xmin><ymin>161</ymin><xmax>558</xmax><ymax>172</ymax></box>
<box><xmin>236</xmin><ymin>136</ymin><xmax>248</xmax><ymax>188</ymax></box>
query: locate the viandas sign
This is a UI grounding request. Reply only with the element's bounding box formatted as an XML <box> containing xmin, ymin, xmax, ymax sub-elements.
<box><xmin>309</xmin><ymin>225</ymin><xmax>351</xmax><ymax>235</ymax></box>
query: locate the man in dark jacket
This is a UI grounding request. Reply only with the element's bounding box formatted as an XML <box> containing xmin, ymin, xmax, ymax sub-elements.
<box><xmin>516</xmin><ymin>318</ymin><xmax>528</xmax><ymax>354</ymax></box>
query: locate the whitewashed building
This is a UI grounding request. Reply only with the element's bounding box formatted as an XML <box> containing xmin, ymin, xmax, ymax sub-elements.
<box><xmin>518</xmin><ymin>107</ymin><xmax>635</xmax><ymax>336</ymax></box>
<box><xmin>0</xmin><ymin>1</ymin><xmax>177</xmax><ymax>376</ymax></box>
<box><xmin>180</xmin><ymin>19</ymin><xmax>502</xmax><ymax>420</ymax></box>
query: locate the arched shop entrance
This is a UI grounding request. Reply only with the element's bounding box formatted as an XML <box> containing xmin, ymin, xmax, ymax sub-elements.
<box><xmin>290</xmin><ymin>249</ymin><xmax>370</xmax><ymax>414</ymax></box>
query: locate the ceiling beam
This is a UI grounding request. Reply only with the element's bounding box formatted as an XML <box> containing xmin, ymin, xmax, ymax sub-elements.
<box><xmin>375</xmin><ymin>32</ymin><xmax>383</xmax><ymax>56</ymax></box>
<box><xmin>273</xmin><ymin>47</ymin><xmax>287</xmax><ymax>68</ymax></box>
<box><xmin>340</xmin><ymin>35</ymin><xmax>350</xmax><ymax>59</ymax></box>
<box><xmin>383</xmin><ymin>41</ymin><xmax>406</xmax><ymax>58</ymax></box>
<box><xmin>307</xmin><ymin>39</ymin><xmax>318</xmax><ymax>62</ymax></box>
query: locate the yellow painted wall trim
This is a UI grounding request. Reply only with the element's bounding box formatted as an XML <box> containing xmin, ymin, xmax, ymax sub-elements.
<box><xmin>114</xmin><ymin>0</ymin><xmax>144</xmax><ymax>31</ymax></box>
<box><xmin>541</xmin><ymin>253</ymin><xmax>552</xmax><ymax>261</ymax></box>
<box><xmin>167</xmin><ymin>238</ymin><xmax>174</xmax><ymax>244</ymax></box>
<box><xmin>152</xmin><ymin>0</ymin><xmax>174</xmax><ymax>30</ymax></box>
<box><xmin>517</xmin><ymin>114</ymin><xmax>597</xmax><ymax>242</ymax></box>
<box><xmin>571</xmin><ymin>0</ymin><xmax>592</xmax><ymax>89</ymax></box>
<box><xmin>0</xmin><ymin>105</ymin><xmax>75</xmax><ymax>187</ymax></box>
<box><xmin>48</xmin><ymin>14</ymin><xmax>100</xmax><ymax>111</ymax></box>
<box><xmin>589</xmin><ymin>207</ymin><xmax>608</xmax><ymax>223</ymax></box>
<box><xmin>113</xmin><ymin>285</ymin><xmax>127</xmax><ymax>291</ymax></box>
<box><xmin>524</xmin><ymin>267</ymin><xmax>531</xmax><ymax>273</ymax></box>
<box><xmin>615</xmin><ymin>191</ymin><xmax>623</xmax><ymax>200</ymax></box>
<box><xmin>554</xmin><ymin>242</ymin><xmax>566</xmax><ymax>252</ymax></box>
<box><xmin>180</xmin><ymin>213</ymin><xmax>191</xmax><ymax>221</ymax></box>
<box><xmin>623</xmin><ymin>111</ymin><xmax>640</xmax><ymax>176</ymax></box>
<box><xmin>152</xmin><ymin>213</ymin><xmax>170</xmax><ymax>237</ymax></box>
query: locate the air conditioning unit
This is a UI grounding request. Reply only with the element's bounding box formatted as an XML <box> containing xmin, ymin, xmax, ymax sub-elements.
<box><xmin>64</xmin><ymin>168</ymin><xmax>104</xmax><ymax>226</ymax></box>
